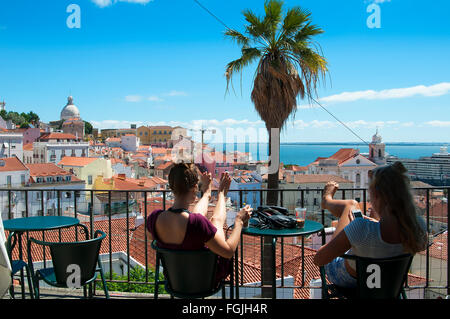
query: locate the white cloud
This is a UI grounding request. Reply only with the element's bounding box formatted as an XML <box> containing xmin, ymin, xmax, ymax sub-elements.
<box><xmin>91</xmin><ymin>0</ymin><xmax>153</xmax><ymax>8</ymax></box>
<box><xmin>125</xmin><ymin>95</ymin><xmax>143</xmax><ymax>102</ymax></box>
<box><xmin>164</xmin><ymin>90</ymin><xmax>188</xmax><ymax>97</ymax></box>
<box><xmin>90</xmin><ymin>118</ymin><xmax>266</xmax><ymax>130</ymax></box>
<box><xmin>425</xmin><ymin>121</ymin><xmax>450</xmax><ymax>127</ymax></box>
<box><xmin>298</xmin><ymin>83</ymin><xmax>450</xmax><ymax>109</ymax></box>
<box><xmin>148</xmin><ymin>96</ymin><xmax>164</xmax><ymax>102</ymax></box>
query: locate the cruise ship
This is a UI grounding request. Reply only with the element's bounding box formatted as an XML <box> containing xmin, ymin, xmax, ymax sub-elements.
<box><xmin>386</xmin><ymin>146</ymin><xmax>450</xmax><ymax>186</ymax></box>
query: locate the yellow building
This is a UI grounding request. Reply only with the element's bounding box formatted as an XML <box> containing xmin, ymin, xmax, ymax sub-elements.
<box><xmin>137</xmin><ymin>125</ymin><xmax>187</xmax><ymax>145</ymax></box>
<box><xmin>58</xmin><ymin>157</ymin><xmax>113</xmax><ymax>190</ymax></box>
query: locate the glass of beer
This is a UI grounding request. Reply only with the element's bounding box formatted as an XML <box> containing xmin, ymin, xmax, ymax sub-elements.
<box><xmin>295</xmin><ymin>207</ymin><xmax>306</xmax><ymax>228</ymax></box>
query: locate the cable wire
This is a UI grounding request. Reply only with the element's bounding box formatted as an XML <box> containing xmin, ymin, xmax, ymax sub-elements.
<box><xmin>192</xmin><ymin>0</ymin><xmax>370</xmax><ymax>146</ymax></box>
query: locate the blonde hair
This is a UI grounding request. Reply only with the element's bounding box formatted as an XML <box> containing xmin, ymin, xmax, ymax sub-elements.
<box><xmin>370</xmin><ymin>161</ymin><xmax>427</xmax><ymax>254</ymax></box>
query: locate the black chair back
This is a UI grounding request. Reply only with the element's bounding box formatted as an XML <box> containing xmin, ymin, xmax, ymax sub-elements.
<box><xmin>151</xmin><ymin>241</ymin><xmax>219</xmax><ymax>298</ymax></box>
<box><xmin>43</xmin><ymin>230</ymin><xmax>105</xmax><ymax>286</ymax></box>
<box><xmin>347</xmin><ymin>253</ymin><xmax>413</xmax><ymax>299</ymax></box>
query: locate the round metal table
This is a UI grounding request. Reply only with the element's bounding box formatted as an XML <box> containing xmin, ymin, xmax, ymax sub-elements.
<box><xmin>3</xmin><ymin>216</ymin><xmax>80</xmax><ymax>299</ymax></box>
<box><xmin>3</xmin><ymin>216</ymin><xmax>80</xmax><ymax>232</ymax></box>
<box><xmin>236</xmin><ymin>219</ymin><xmax>324</xmax><ymax>299</ymax></box>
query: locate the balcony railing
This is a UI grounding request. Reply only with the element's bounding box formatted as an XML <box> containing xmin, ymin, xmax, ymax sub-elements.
<box><xmin>1</xmin><ymin>186</ymin><xmax>449</xmax><ymax>299</ymax></box>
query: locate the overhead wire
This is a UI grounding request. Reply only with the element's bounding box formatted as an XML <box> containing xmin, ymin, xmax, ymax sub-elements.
<box><xmin>192</xmin><ymin>0</ymin><xmax>370</xmax><ymax>146</ymax></box>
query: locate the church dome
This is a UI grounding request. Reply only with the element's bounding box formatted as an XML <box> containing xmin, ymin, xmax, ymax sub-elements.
<box><xmin>60</xmin><ymin>96</ymin><xmax>80</xmax><ymax>121</ymax></box>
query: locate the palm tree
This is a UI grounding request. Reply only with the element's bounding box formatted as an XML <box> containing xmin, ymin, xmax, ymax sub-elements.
<box><xmin>225</xmin><ymin>0</ymin><xmax>328</xmax><ymax>205</ymax></box>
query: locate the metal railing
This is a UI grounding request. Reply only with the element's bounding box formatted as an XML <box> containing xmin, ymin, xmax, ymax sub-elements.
<box><xmin>1</xmin><ymin>186</ymin><xmax>449</xmax><ymax>299</ymax></box>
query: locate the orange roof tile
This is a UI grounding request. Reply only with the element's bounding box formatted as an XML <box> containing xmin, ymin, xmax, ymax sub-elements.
<box><xmin>328</xmin><ymin>148</ymin><xmax>359</xmax><ymax>165</ymax></box>
<box><xmin>23</xmin><ymin>143</ymin><xmax>33</xmax><ymax>151</ymax></box>
<box><xmin>58</xmin><ymin>156</ymin><xmax>98</xmax><ymax>167</ymax></box>
<box><xmin>39</xmin><ymin>132</ymin><xmax>79</xmax><ymax>141</ymax></box>
<box><xmin>26</xmin><ymin>163</ymin><xmax>73</xmax><ymax>177</ymax></box>
<box><xmin>0</xmin><ymin>157</ymin><xmax>28</xmax><ymax>172</ymax></box>
<box><xmin>156</xmin><ymin>161</ymin><xmax>174</xmax><ymax>171</ymax></box>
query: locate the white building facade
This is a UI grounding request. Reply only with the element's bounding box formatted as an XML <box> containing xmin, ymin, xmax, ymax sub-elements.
<box><xmin>0</xmin><ymin>133</ymin><xmax>24</xmax><ymax>161</ymax></box>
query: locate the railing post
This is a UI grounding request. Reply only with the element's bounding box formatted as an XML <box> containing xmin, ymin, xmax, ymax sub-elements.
<box><xmin>108</xmin><ymin>190</ymin><xmax>112</xmax><ymax>281</ymax></box>
<box><xmin>25</xmin><ymin>190</ymin><xmax>28</xmax><ymax>218</ymax></box>
<box><xmin>447</xmin><ymin>188</ymin><xmax>449</xmax><ymax>296</ymax></box>
<box><xmin>57</xmin><ymin>190</ymin><xmax>61</xmax><ymax>216</ymax></box>
<box><xmin>8</xmin><ymin>190</ymin><xmax>12</xmax><ymax>220</ymax></box>
<box><xmin>280</xmin><ymin>189</ymin><xmax>283</xmax><ymax>207</ymax></box>
<box><xmin>426</xmin><ymin>189</ymin><xmax>430</xmax><ymax>289</ymax></box>
<box><xmin>126</xmin><ymin>191</ymin><xmax>130</xmax><ymax>284</ymax></box>
<box><xmin>41</xmin><ymin>190</ymin><xmax>44</xmax><ymax>216</ymax></box>
<box><xmin>144</xmin><ymin>191</ymin><xmax>148</xmax><ymax>283</ymax></box>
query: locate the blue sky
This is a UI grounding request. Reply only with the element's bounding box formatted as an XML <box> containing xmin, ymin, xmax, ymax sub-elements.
<box><xmin>0</xmin><ymin>0</ymin><xmax>449</xmax><ymax>143</ymax></box>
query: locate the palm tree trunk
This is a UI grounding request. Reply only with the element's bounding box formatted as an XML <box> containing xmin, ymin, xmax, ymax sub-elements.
<box><xmin>262</xmin><ymin>127</ymin><xmax>280</xmax><ymax>298</ymax></box>
<box><xmin>266</xmin><ymin>126</ymin><xmax>279</xmax><ymax>205</ymax></box>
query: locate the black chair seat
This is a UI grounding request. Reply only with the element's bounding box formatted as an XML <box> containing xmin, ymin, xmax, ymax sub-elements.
<box><xmin>151</xmin><ymin>241</ymin><xmax>230</xmax><ymax>299</ymax></box>
<box><xmin>27</xmin><ymin>226</ymin><xmax>109</xmax><ymax>299</ymax></box>
<box><xmin>320</xmin><ymin>253</ymin><xmax>413</xmax><ymax>299</ymax></box>
<box><xmin>11</xmin><ymin>260</ymin><xmax>29</xmax><ymax>275</ymax></box>
<box><xmin>35</xmin><ymin>267</ymin><xmax>99</xmax><ymax>288</ymax></box>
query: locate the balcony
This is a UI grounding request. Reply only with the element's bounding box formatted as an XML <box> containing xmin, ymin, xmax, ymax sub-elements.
<box><xmin>1</xmin><ymin>186</ymin><xmax>448</xmax><ymax>299</ymax></box>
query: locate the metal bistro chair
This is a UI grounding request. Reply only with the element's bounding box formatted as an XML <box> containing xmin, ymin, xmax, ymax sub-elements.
<box><xmin>27</xmin><ymin>225</ymin><xmax>110</xmax><ymax>299</ymax></box>
<box><xmin>151</xmin><ymin>240</ymin><xmax>231</xmax><ymax>299</ymax></box>
<box><xmin>5</xmin><ymin>232</ymin><xmax>35</xmax><ymax>299</ymax></box>
<box><xmin>320</xmin><ymin>253</ymin><xmax>414</xmax><ymax>299</ymax></box>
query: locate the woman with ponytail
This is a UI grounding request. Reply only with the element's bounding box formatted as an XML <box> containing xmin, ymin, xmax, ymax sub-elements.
<box><xmin>313</xmin><ymin>161</ymin><xmax>427</xmax><ymax>288</ymax></box>
<box><xmin>146</xmin><ymin>162</ymin><xmax>252</xmax><ymax>287</ymax></box>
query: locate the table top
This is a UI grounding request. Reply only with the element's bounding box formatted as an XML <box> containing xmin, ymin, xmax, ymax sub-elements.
<box><xmin>241</xmin><ymin>219</ymin><xmax>324</xmax><ymax>237</ymax></box>
<box><xmin>2</xmin><ymin>216</ymin><xmax>80</xmax><ymax>232</ymax></box>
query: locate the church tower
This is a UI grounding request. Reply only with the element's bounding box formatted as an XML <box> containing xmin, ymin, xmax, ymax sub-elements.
<box><xmin>369</xmin><ymin>128</ymin><xmax>386</xmax><ymax>165</ymax></box>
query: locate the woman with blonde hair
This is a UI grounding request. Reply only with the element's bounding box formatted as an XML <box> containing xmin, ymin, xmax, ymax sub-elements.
<box><xmin>313</xmin><ymin>161</ymin><xmax>427</xmax><ymax>288</ymax></box>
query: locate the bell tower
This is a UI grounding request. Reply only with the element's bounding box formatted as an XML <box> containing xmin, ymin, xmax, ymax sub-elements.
<box><xmin>369</xmin><ymin>128</ymin><xmax>386</xmax><ymax>165</ymax></box>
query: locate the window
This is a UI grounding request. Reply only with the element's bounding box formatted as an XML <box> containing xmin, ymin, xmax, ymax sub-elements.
<box><xmin>7</xmin><ymin>175</ymin><xmax>12</xmax><ymax>186</ymax></box>
<box><xmin>21</xmin><ymin>174</ymin><xmax>26</xmax><ymax>185</ymax></box>
<box><xmin>47</xmin><ymin>177</ymin><xmax>53</xmax><ymax>183</ymax></box>
<box><xmin>378</xmin><ymin>149</ymin><xmax>382</xmax><ymax>158</ymax></box>
<box><xmin>356</xmin><ymin>173</ymin><xmax>361</xmax><ymax>185</ymax></box>
<box><xmin>140</xmin><ymin>132</ymin><xmax>143</xmax><ymax>136</ymax></box>
<box><xmin>88</xmin><ymin>175</ymin><xmax>93</xmax><ymax>185</ymax></box>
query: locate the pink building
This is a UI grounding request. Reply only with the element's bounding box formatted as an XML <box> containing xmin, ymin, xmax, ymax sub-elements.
<box><xmin>23</xmin><ymin>128</ymin><xmax>41</xmax><ymax>145</ymax></box>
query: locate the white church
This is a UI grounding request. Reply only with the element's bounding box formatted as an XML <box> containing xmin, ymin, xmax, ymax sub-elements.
<box><xmin>307</xmin><ymin>130</ymin><xmax>386</xmax><ymax>202</ymax></box>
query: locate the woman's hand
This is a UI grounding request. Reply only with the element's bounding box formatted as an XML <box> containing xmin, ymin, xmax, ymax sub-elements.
<box><xmin>218</xmin><ymin>172</ymin><xmax>231</xmax><ymax>196</ymax></box>
<box><xmin>235</xmin><ymin>205</ymin><xmax>253</xmax><ymax>225</ymax></box>
<box><xmin>199</xmin><ymin>171</ymin><xmax>212</xmax><ymax>194</ymax></box>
